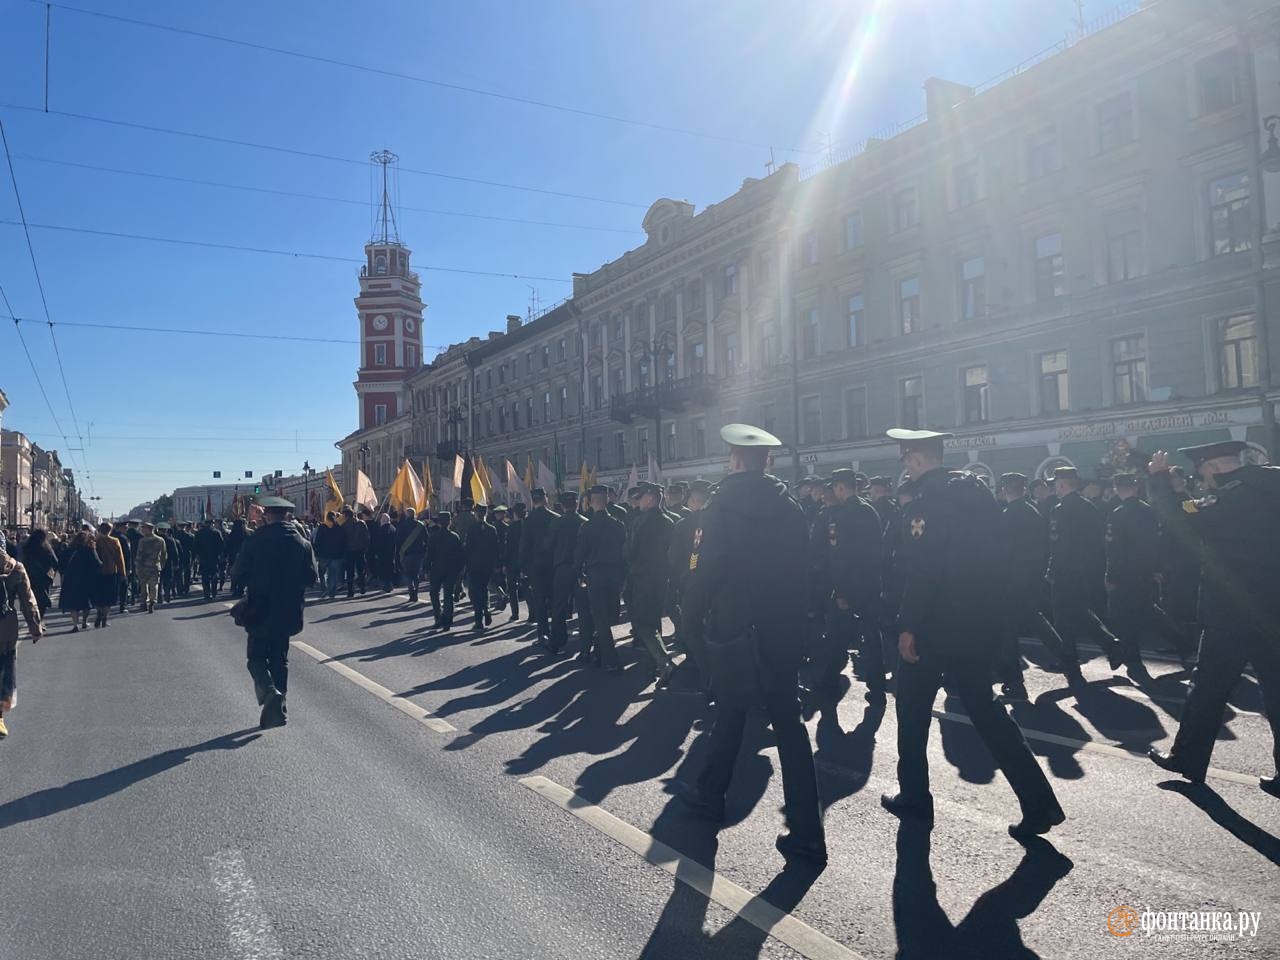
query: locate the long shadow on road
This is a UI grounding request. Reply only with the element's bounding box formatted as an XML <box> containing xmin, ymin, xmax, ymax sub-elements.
<box><xmin>0</xmin><ymin>729</ymin><xmax>261</xmax><ymax>830</ymax></box>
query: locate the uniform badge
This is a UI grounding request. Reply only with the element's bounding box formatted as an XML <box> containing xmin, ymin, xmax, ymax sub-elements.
<box><xmin>1049</xmin><ymin>519</ymin><xmax>1058</xmax><ymax>540</ymax></box>
<box><xmin>1105</xmin><ymin>523</ymin><xmax>1113</xmax><ymax>543</ymax></box>
<box><xmin>910</xmin><ymin>517</ymin><xmax>926</xmax><ymax>539</ymax></box>
<box><xmin>688</xmin><ymin>553</ymin><xmax>699</xmax><ymax>570</ymax></box>
<box><xmin>827</xmin><ymin>522</ymin><xmax>838</xmax><ymax>546</ymax></box>
<box><xmin>692</xmin><ymin>528</ymin><xmax>703</xmax><ymax>549</ymax></box>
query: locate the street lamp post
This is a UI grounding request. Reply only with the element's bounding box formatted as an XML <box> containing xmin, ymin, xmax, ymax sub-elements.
<box><xmin>302</xmin><ymin>460</ymin><xmax>314</xmax><ymax>518</ymax></box>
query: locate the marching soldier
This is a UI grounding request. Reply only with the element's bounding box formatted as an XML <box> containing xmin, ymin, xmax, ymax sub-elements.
<box><xmin>500</xmin><ymin>503</ymin><xmax>524</xmax><ymax>620</ymax></box>
<box><xmin>573</xmin><ymin>484</ymin><xmax>627</xmax><ymax>668</ymax></box>
<box><xmin>881</xmin><ymin>429</ymin><xmax>1065</xmax><ymax>840</ymax></box>
<box><xmin>679</xmin><ymin>424</ymin><xmax>826</xmax><ymax>864</ymax></box>
<box><xmin>194</xmin><ymin>518</ymin><xmax>225</xmax><ymax>601</ymax></box>
<box><xmin>229</xmin><ymin>496</ymin><xmax>317</xmax><ymax>729</ymax></box>
<box><xmin>519</xmin><ymin>488</ymin><xmax>558</xmax><ymax>644</ymax></box>
<box><xmin>1047</xmin><ymin>466</ymin><xmax>1115</xmax><ymax>683</ymax></box>
<box><xmin>666</xmin><ymin>481</ymin><xmax>692</xmax><ymax>520</ymax></box>
<box><xmin>464</xmin><ymin>504</ymin><xmax>499</xmax><ymax>632</ymax></box>
<box><xmin>426</xmin><ymin>513</ymin><xmax>465</xmax><ymax>630</ymax></box>
<box><xmin>996</xmin><ymin>473</ymin><xmax>1066</xmax><ymax>701</ymax></box>
<box><xmin>1104</xmin><ymin>473</ymin><xmax>1163</xmax><ymax>675</ymax></box>
<box><xmin>543</xmin><ymin>490</ymin><xmax>586</xmax><ymax>656</ymax></box>
<box><xmin>628</xmin><ymin>480</ymin><xmax>676</xmax><ymax>686</ymax></box>
<box><xmin>668</xmin><ymin>478</ymin><xmax>712</xmax><ymax>688</ymax></box>
<box><xmin>1146</xmin><ymin>442</ymin><xmax>1280</xmax><ymax>798</ymax></box>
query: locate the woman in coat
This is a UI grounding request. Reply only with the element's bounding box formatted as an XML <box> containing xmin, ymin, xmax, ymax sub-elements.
<box><xmin>59</xmin><ymin>530</ymin><xmax>101</xmax><ymax>632</ymax></box>
<box><xmin>93</xmin><ymin>522</ymin><xmax>127</xmax><ymax>628</ymax></box>
<box><xmin>19</xmin><ymin>528</ymin><xmax>59</xmax><ymax>619</ymax></box>
<box><xmin>1</xmin><ymin>548</ymin><xmax>46</xmax><ymax>738</ymax></box>
<box><xmin>370</xmin><ymin>513</ymin><xmax>397</xmax><ymax>591</ymax></box>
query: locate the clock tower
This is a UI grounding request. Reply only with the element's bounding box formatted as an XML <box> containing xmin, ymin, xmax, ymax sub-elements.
<box><xmin>354</xmin><ymin>150</ymin><xmax>424</xmax><ymax>431</ymax></box>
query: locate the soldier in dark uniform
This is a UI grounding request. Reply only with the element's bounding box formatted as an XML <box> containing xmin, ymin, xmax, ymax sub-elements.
<box><xmin>666</xmin><ymin>481</ymin><xmax>692</xmax><ymax>520</ymax></box>
<box><xmin>124</xmin><ymin>520</ymin><xmax>142</xmax><ymax>605</ymax></box>
<box><xmin>1146</xmin><ymin>442</ymin><xmax>1280</xmax><ymax>798</ymax></box>
<box><xmin>176</xmin><ymin>522</ymin><xmax>196</xmax><ymax>596</ymax></box>
<box><xmin>464</xmin><ymin>504</ymin><xmax>499</xmax><ymax>632</ymax></box>
<box><xmin>678</xmin><ymin>424</ymin><xmax>826</xmax><ymax>863</ymax></box>
<box><xmin>1159</xmin><ymin>465</ymin><xmax>1202</xmax><ymax>663</ymax></box>
<box><xmin>1105</xmin><ymin>473</ymin><xmax>1163</xmax><ymax>675</ymax></box>
<box><xmin>1047</xmin><ymin>466</ymin><xmax>1114</xmax><ymax>683</ymax></box>
<box><xmin>542</xmin><ymin>491</ymin><xmax>586</xmax><ymax>656</ymax></box>
<box><xmin>996</xmin><ymin>473</ymin><xmax>1066</xmax><ymax>701</ymax></box>
<box><xmin>628</xmin><ymin>481</ymin><xmax>676</xmax><ymax>685</ymax></box>
<box><xmin>881</xmin><ymin>429</ymin><xmax>1065</xmax><ymax>840</ymax></box>
<box><xmin>426</xmin><ymin>513</ymin><xmax>465</xmax><ymax>630</ymax></box>
<box><xmin>668</xmin><ymin>479</ymin><xmax>712</xmax><ymax>688</ymax></box>
<box><xmin>112</xmin><ymin>520</ymin><xmax>133</xmax><ymax>614</ymax></box>
<box><xmin>605</xmin><ymin>485</ymin><xmax>629</xmax><ymax>523</ymax></box>
<box><xmin>867</xmin><ymin>477</ymin><xmax>902</xmax><ymax>697</ymax></box>
<box><xmin>518</xmin><ymin>488</ymin><xmax>558</xmax><ymax>643</ymax></box>
<box><xmin>817</xmin><ymin>468</ymin><xmax>885</xmax><ymax>700</ymax></box>
<box><xmin>574</xmin><ymin>484</ymin><xmax>627</xmax><ymax>668</ymax></box>
<box><xmin>194</xmin><ymin>518</ymin><xmax>225</xmax><ymax>600</ymax></box>
<box><xmin>230</xmin><ymin>497</ymin><xmax>317</xmax><ymax>728</ymax></box>
<box><xmin>502</xmin><ymin>502</ymin><xmax>524</xmax><ymax>621</ymax></box>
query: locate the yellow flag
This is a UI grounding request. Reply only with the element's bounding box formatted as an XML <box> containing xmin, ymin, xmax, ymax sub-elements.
<box><xmin>588</xmin><ymin>465</ymin><xmax>598</xmax><ymax>487</ymax></box>
<box><xmin>524</xmin><ymin>455</ymin><xmax>535</xmax><ymax>491</ymax></box>
<box><xmin>469</xmin><ymin>467</ymin><xmax>487</xmax><ymax>505</ymax></box>
<box><xmin>475</xmin><ymin>455</ymin><xmax>494</xmax><ymax>501</ymax></box>
<box><xmin>421</xmin><ymin>462</ymin><xmax>434</xmax><ymax>508</ymax></box>
<box><xmin>578</xmin><ymin>462</ymin><xmax>588</xmax><ymax>496</ymax></box>
<box><xmin>388</xmin><ymin>461</ymin><xmax>414</xmax><ymax>510</ymax></box>
<box><xmin>323</xmin><ymin>468</ymin><xmax>344</xmax><ymax>521</ymax></box>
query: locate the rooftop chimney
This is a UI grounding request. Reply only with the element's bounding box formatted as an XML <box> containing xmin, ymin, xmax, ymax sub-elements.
<box><xmin>506</xmin><ymin>314</ymin><xmax>522</xmax><ymax>334</ymax></box>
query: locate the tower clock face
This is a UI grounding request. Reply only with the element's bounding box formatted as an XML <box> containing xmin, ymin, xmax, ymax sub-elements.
<box><xmin>405</xmin><ymin>318</ymin><xmax>416</xmax><ymax>333</ymax></box>
<box><xmin>372</xmin><ymin>315</ymin><xmax>389</xmax><ymax>331</ymax></box>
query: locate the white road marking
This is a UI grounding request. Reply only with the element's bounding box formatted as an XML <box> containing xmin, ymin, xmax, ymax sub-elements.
<box><xmin>519</xmin><ymin>775</ymin><xmax>865</xmax><ymax>960</ymax></box>
<box><xmin>291</xmin><ymin>640</ymin><xmax>456</xmax><ymax>733</ymax></box>
<box><xmin>932</xmin><ymin>709</ymin><xmax>1261</xmax><ymax>787</ymax></box>
<box><xmin>207</xmin><ymin>848</ymin><xmax>284</xmax><ymax>960</ymax></box>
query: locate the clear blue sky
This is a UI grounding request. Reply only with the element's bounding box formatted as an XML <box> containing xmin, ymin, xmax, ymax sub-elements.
<box><xmin>0</xmin><ymin>0</ymin><xmax>1114</xmax><ymax>515</ymax></box>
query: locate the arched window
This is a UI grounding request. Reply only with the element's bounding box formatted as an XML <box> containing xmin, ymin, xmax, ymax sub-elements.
<box><xmin>374</xmin><ymin>254</ymin><xmax>387</xmax><ymax>275</ymax></box>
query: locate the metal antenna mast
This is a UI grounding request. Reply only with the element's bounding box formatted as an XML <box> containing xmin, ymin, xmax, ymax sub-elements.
<box><xmin>370</xmin><ymin>149</ymin><xmax>400</xmax><ymax>243</ymax></box>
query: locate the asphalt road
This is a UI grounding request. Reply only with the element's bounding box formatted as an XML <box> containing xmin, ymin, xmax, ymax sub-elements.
<box><xmin>1</xmin><ymin>586</ymin><xmax>1276</xmax><ymax>960</ymax></box>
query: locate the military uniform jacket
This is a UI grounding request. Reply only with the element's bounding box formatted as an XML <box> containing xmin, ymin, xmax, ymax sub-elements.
<box><xmin>1105</xmin><ymin>497</ymin><xmax>1161</xmax><ymax>585</ymax></box>
<box><xmin>681</xmin><ymin>472</ymin><xmax>808</xmax><ymax>657</ymax></box>
<box><xmin>1000</xmin><ymin>498</ymin><xmax>1049</xmax><ymax>590</ymax></box>
<box><xmin>231</xmin><ymin>520</ymin><xmax>318</xmax><ymax>638</ymax></box>
<box><xmin>519</xmin><ymin>506</ymin><xmax>558</xmax><ymax>573</ymax></box>
<box><xmin>827</xmin><ymin>497</ymin><xmax>883</xmax><ymax>614</ymax></box>
<box><xmin>464</xmin><ymin>521</ymin><xmax>500</xmax><ymax>573</ymax></box>
<box><xmin>574</xmin><ymin>510</ymin><xmax>627</xmax><ymax>581</ymax></box>
<box><xmin>194</xmin><ymin>527</ymin><xmax>225</xmax><ymax>564</ymax></box>
<box><xmin>548</xmin><ymin>511</ymin><xmax>586</xmax><ymax>571</ymax></box>
<box><xmin>1150</xmin><ymin>466</ymin><xmax>1280</xmax><ymax>633</ymax></box>
<box><xmin>501</xmin><ymin>519</ymin><xmax>523</xmax><ymax>568</ymax></box>
<box><xmin>427</xmin><ymin>528</ymin><xmax>465</xmax><ymax>578</ymax></box>
<box><xmin>897</xmin><ymin>468</ymin><xmax>1003</xmax><ymax>662</ymax></box>
<box><xmin>134</xmin><ymin>533</ymin><xmax>167</xmax><ymax>576</ymax></box>
<box><xmin>1047</xmin><ymin>492</ymin><xmax>1106</xmax><ymax>597</ymax></box>
<box><xmin>668</xmin><ymin>511</ymin><xmax>700</xmax><ymax>590</ymax></box>
<box><xmin>628</xmin><ymin>509</ymin><xmax>673</xmax><ymax>584</ymax></box>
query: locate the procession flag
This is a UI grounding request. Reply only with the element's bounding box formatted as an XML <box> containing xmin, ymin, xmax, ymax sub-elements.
<box><xmin>487</xmin><ymin>459</ymin><xmax>507</xmax><ymax>502</ymax></box>
<box><xmin>524</xmin><ymin>455</ymin><xmax>535</xmax><ymax>492</ymax></box>
<box><xmin>474</xmin><ymin>455</ymin><xmax>494</xmax><ymax>502</ymax></box>
<box><xmin>648</xmin><ymin>453</ymin><xmax>663</xmax><ymax>486</ymax></box>
<box><xmin>440</xmin><ymin>475</ymin><xmax>456</xmax><ymax>506</ymax></box>
<box><xmin>469</xmin><ymin>468</ymin><xmax>487</xmax><ymax>505</ymax></box>
<box><xmin>627</xmin><ymin>462</ymin><xmax>639</xmax><ymax>493</ymax></box>
<box><xmin>323</xmin><ymin>469</ymin><xmax>344</xmax><ymax>517</ymax></box>
<box><xmin>420</xmin><ymin>462</ymin><xmax>434</xmax><ymax>510</ymax></box>
<box><xmin>452</xmin><ymin>454</ymin><xmax>466</xmax><ymax>492</ymax></box>
<box><xmin>507</xmin><ymin>458</ymin><xmax>530</xmax><ymax>503</ymax></box>
<box><xmin>578</xmin><ymin>462</ymin><xmax>589</xmax><ymax>497</ymax></box>
<box><xmin>355</xmin><ymin>470</ymin><xmax>377</xmax><ymax>510</ymax></box>
<box><xmin>587</xmin><ymin>465</ymin><xmax>598</xmax><ymax>487</ymax></box>
<box><xmin>536</xmin><ymin>459</ymin><xmax>557</xmax><ymax>495</ymax></box>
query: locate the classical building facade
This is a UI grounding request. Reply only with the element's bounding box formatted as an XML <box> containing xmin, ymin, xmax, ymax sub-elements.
<box><xmin>397</xmin><ymin>0</ymin><xmax>1278</xmax><ymax>493</ymax></box>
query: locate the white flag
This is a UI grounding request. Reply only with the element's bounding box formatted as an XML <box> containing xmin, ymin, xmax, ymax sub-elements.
<box><xmin>355</xmin><ymin>469</ymin><xmax>377</xmax><ymax>509</ymax></box>
<box><xmin>627</xmin><ymin>462</ymin><xmax>639</xmax><ymax>493</ymax></box>
<box><xmin>452</xmin><ymin>454</ymin><xmax>466</xmax><ymax>490</ymax></box>
<box><xmin>537</xmin><ymin>459</ymin><xmax>557</xmax><ymax>494</ymax></box>
<box><xmin>488</xmin><ymin>463</ymin><xmax>507</xmax><ymax>502</ymax></box>
<box><xmin>506</xmin><ymin>458</ymin><xmax>530</xmax><ymax>503</ymax></box>
<box><xmin>440</xmin><ymin>476</ymin><xmax>456</xmax><ymax>507</ymax></box>
<box><xmin>648</xmin><ymin>453</ymin><xmax>663</xmax><ymax>486</ymax></box>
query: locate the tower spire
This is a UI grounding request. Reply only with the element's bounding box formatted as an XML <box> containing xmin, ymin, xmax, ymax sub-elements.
<box><xmin>370</xmin><ymin>149</ymin><xmax>400</xmax><ymax>244</ymax></box>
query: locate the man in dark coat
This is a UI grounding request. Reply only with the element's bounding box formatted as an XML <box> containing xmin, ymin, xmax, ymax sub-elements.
<box><xmin>1158</xmin><ymin>465</ymin><xmax>1202</xmax><ymax>663</ymax></box>
<box><xmin>679</xmin><ymin>423</ymin><xmax>826</xmax><ymax>864</ymax></box>
<box><xmin>464</xmin><ymin>504</ymin><xmax>500</xmax><ymax>631</ymax></box>
<box><xmin>1047</xmin><ymin>466</ymin><xmax>1114</xmax><ymax>682</ymax></box>
<box><xmin>395</xmin><ymin>508</ymin><xmax>428</xmax><ymax>603</ymax></box>
<box><xmin>882</xmin><ymin>429</ymin><xmax>1064</xmax><ymax>840</ymax></box>
<box><xmin>1104</xmin><ymin>473</ymin><xmax>1163</xmax><ymax>674</ymax></box>
<box><xmin>668</xmin><ymin>479</ymin><xmax>712</xmax><ymax>686</ymax></box>
<box><xmin>542</xmin><ymin>491</ymin><xmax>586</xmax><ymax>655</ymax></box>
<box><xmin>1147</xmin><ymin>443</ymin><xmax>1280</xmax><ymax>798</ymax></box>
<box><xmin>628</xmin><ymin>481</ymin><xmax>676</xmax><ymax>685</ymax></box>
<box><xmin>230</xmin><ymin>497</ymin><xmax>317</xmax><ymax>728</ymax></box>
<box><xmin>340</xmin><ymin>506</ymin><xmax>369</xmax><ymax>598</ymax></box>
<box><xmin>821</xmin><ymin>468</ymin><xmax>885</xmax><ymax>700</ymax></box>
<box><xmin>996</xmin><ymin>473</ymin><xmax>1066</xmax><ymax>701</ymax></box>
<box><xmin>194</xmin><ymin>518</ymin><xmax>225</xmax><ymax>600</ymax></box>
<box><xmin>112</xmin><ymin>520</ymin><xmax>133</xmax><ymax>613</ymax></box>
<box><xmin>124</xmin><ymin>520</ymin><xmax>142</xmax><ymax>604</ymax></box>
<box><xmin>224</xmin><ymin>518</ymin><xmax>249</xmax><ymax>598</ymax></box>
<box><xmin>426</xmin><ymin>513</ymin><xmax>465</xmax><ymax>629</ymax></box>
<box><xmin>502</xmin><ymin>503</ymin><xmax>525</xmax><ymax>621</ymax></box>
<box><xmin>519</xmin><ymin>489</ymin><xmax>558</xmax><ymax>643</ymax></box>
<box><xmin>574</xmin><ymin>485</ymin><xmax>627</xmax><ymax>668</ymax></box>
<box><xmin>175</xmin><ymin>522</ymin><xmax>196</xmax><ymax>596</ymax></box>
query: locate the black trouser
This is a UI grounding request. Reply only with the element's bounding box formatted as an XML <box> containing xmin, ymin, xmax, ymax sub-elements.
<box><xmin>430</xmin><ymin>571</ymin><xmax>458</xmax><ymax>626</ymax></box>
<box><xmin>505</xmin><ymin>565</ymin><xmax>522</xmax><ymax>619</ymax></box>
<box><xmin>528</xmin><ymin>566</ymin><xmax>553</xmax><ymax>641</ymax></box>
<box><xmin>200</xmin><ymin>560</ymin><xmax>220</xmax><ymax>599</ymax></box>
<box><xmin>585</xmin><ymin>574</ymin><xmax>622</xmax><ymax>665</ymax></box>
<box><xmin>549</xmin><ymin>566</ymin><xmax>576</xmax><ymax>652</ymax></box>
<box><xmin>246</xmin><ymin>633</ymin><xmax>289</xmax><ymax>705</ymax></box>
<box><xmin>402</xmin><ymin>554</ymin><xmax>424</xmax><ymax>601</ymax></box>
<box><xmin>696</xmin><ymin>647</ymin><xmax>823</xmax><ymax>844</ymax></box>
<box><xmin>468</xmin><ymin>569</ymin><xmax>492</xmax><ymax>628</ymax></box>
<box><xmin>1051</xmin><ymin>584</ymin><xmax>1114</xmax><ymax>666</ymax></box>
<box><xmin>894</xmin><ymin>654</ymin><xmax>1057</xmax><ymax>815</ymax></box>
<box><xmin>1108</xmin><ymin>578</ymin><xmax>1158</xmax><ymax>666</ymax></box>
<box><xmin>118</xmin><ymin>574</ymin><xmax>130</xmax><ymax>612</ymax></box>
<box><xmin>344</xmin><ymin>552</ymin><xmax>366</xmax><ymax>596</ymax></box>
<box><xmin>32</xmin><ymin>583</ymin><xmax>51</xmax><ymax>619</ymax></box>
<box><xmin>1001</xmin><ymin>587</ymin><xmax>1067</xmax><ymax>684</ymax></box>
<box><xmin>1171</xmin><ymin>627</ymin><xmax>1280</xmax><ymax>780</ymax></box>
